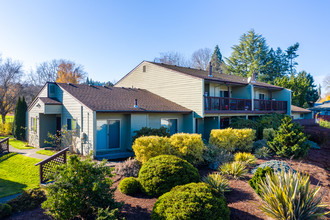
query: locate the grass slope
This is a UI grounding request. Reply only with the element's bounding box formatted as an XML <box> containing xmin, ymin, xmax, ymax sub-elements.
<box><xmin>36</xmin><ymin>150</ymin><xmax>56</xmax><ymax>156</ymax></box>
<box><xmin>0</xmin><ymin>153</ymin><xmax>41</xmax><ymax>198</ymax></box>
<box><xmin>0</xmin><ymin>136</ymin><xmax>34</xmax><ymax>150</ymax></box>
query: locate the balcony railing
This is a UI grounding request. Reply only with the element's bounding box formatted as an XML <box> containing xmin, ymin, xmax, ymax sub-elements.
<box><xmin>204</xmin><ymin>96</ymin><xmax>287</xmax><ymax>112</ymax></box>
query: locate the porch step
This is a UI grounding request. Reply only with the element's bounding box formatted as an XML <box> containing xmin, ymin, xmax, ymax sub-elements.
<box><xmin>95</xmin><ymin>151</ymin><xmax>135</xmax><ymax>160</ymax></box>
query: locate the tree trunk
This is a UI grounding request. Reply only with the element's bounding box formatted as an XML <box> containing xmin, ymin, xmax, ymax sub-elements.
<box><xmin>1</xmin><ymin>113</ymin><xmax>6</xmax><ymax>124</ymax></box>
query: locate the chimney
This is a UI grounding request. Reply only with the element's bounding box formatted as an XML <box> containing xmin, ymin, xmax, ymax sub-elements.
<box><xmin>134</xmin><ymin>99</ymin><xmax>138</xmax><ymax>108</ymax></box>
<box><xmin>208</xmin><ymin>62</ymin><xmax>212</xmax><ymax>77</ymax></box>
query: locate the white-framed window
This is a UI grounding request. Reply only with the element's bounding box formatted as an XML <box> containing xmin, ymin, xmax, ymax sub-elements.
<box><xmin>259</xmin><ymin>93</ymin><xmax>265</xmax><ymax>100</ymax></box>
<box><xmin>31</xmin><ymin>117</ymin><xmax>37</xmax><ymax>133</ymax></box>
<box><xmin>67</xmin><ymin>118</ymin><xmax>77</xmax><ymax>131</ymax></box>
<box><xmin>161</xmin><ymin>118</ymin><xmax>178</xmax><ymax>135</ymax></box>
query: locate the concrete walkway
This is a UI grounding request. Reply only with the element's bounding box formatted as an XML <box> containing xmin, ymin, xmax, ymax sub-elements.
<box><xmin>9</xmin><ymin>145</ymin><xmax>49</xmax><ymax>160</ymax></box>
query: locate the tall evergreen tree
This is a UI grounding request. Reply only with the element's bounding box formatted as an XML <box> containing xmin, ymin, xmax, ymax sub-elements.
<box><xmin>210</xmin><ymin>45</ymin><xmax>223</xmax><ymax>72</ymax></box>
<box><xmin>286</xmin><ymin>43</ymin><xmax>299</xmax><ymax>75</ymax></box>
<box><xmin>13</xmin><ymin>97</ymin><xmax>27</xmax><ymax>140</ymax></box>
<box><xmin>259</xmin><ymin>47</ymin><xmax>289</xmax><ymax>83</ymax></box>
<box><xmin>226</xmin><ymin>29</ymin><xmax>271</xmax><ymax>78</ymax></box>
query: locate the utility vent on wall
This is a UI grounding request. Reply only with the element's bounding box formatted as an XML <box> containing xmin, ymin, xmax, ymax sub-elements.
<box><xmin>143</xmin><ymin>65</ymin><xmax>146</xmax><ymax>72</ymax></box>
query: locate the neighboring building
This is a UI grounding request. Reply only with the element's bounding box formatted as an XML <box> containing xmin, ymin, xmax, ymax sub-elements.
<box><xmin>291</xmin><ymin>105</ymin><xmax>313</xmax><ymax>119</ymax></box>
<box><xmin>27</xmin><ymin>82</ymin><xmax>192</xmax><ymax>159</ymax></box>
<box><xmin>116</xmin><ymin>61</ymin><xmax>292</xmax><ymax>140</ymax></box>
<box><xmin>27</xmin><ymin>61</ymin><xmax>292</xmax><ymax>159</ymax></box>
<box><xmin>309</xmin><ymin>100</ymin><xmax>330</xmax><ymax>119</ymax></box>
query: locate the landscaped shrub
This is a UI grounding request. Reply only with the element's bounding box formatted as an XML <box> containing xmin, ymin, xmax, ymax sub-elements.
<box><xmin>114</xmin><ymin>157</ymin><xmax>141</xmax><ymax>177</ymax></box>
<box><xmin>255</xmin><ymin>146</ymin><xmax>271</xmax><ymax>159</ymax></box>
<box><xmin>96</xmin><ymin>207</ymin><xmax>119</xmax><ymax>220</ymax></box>
<box><xmin>220</xmin><ymin>161</ymin><xmax>248</xmax><ymax>179</ymax></box>
<box><xmin>318</xmin><ymin>119</ymin><xmax>330</xmax><ymax>128</ymax></box>
<box><xmin>252</xmin><ymin>139</ymin><xmax>268</xmax><ymax>152</ymax></box>
<box><xmin>0</xmin><ymin>203</ymin><xmax>12</xmax><ymax>219</ymax></box>
<box><xmin>268</xmin><ymin>116</ymin><xmax>310</xmax><ymax>158</ymax></box>
<box><xmin>234</xmin><ymin>152</ymin><xmax>256</xmax><ymax>166</ymax></box>
<box><xmin>138</xmin><ymin>155</ymin><xmax>200</xmax><ymax>197</ymax></box>
<box><xmin>132</xmin><ymin>127</ymin><xmax>170</xmax><ymax>142</ymax></box>
<box><xmin>133</xmin><ymin>133</ymin><xmax>205</xmax><ymax>165</ymax></box>
<box><xmin>258</xmin><ymin>169</ymin><xmax>329</xmax><ymax>219</ymax></box>
<box><xmin>202</xmin><ymin>173</ymin><xmax>230</xmax><ymax>194</ymax></box>
<box><xmin>257</xmin><ymin>113</ymin><xmax>285</xmax><ymax>132</ymax></box>
<box><xmin>248</xmin><ymin>167</ymin><xmax>273</xmax><ymax>195</ymax></box>
<box><xmin>169</xmin><ymin>133</ymin><xmax>204</xmax><ymax>165</ymax></box>
<box><xmin>132</xmin><ymin>136</ymin><xmax>171</xmax><ymax>164</ymax></box>
<box><xmin>230</xmin><ymin>117</ymin><xmax>259</xmax><ymax>130</ymax></box>
<box><xmin>7</xmin><ymin>188</ymin><xmax>46</xmax><ymax>212</ymax></box>
<box><xmin>119</xmin><ymin>177</ymin><xmax>140</xmax><ymax>195</ymax></box>
<box><xmin>263</xmin><ymin>128</ymin><xmax>275</xmax><ymax>141</ymax></box>
<box><xmin>42</xmin><ymin>155</ymin><xmax>121</xmax><ymax>220</ymax></box>
<box><xmin>0</xmin><ymin>122</ymin><xmax>13</xmax><ymax>135</ymax></box>
<box><xmin>151</xmin><ymin>182</ymin><xmax>230</xmax><ymax>220</ymax></box>
<box><xmin>203</xmin><ymin>145</ymin><xmax>234</xmax><ymax>170</ymax></box>
<box><xmin>251</xmin><ymin>160</ymin><xmax>294</xmax><ymax>174</ymax></box>
<box><xmin>209</xmin><ymin>128</ymin><xmax>255</xmax><ymax>152</ymax></box>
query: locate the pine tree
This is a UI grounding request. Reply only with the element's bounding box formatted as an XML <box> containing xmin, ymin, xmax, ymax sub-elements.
<box><xmin>226</xmin><ymin>29</ymin><xmax>271</xmax><ymax>78</ymax></box>
<box><xmin>268</xmin><ymin>116</ymin><xmax>310</xmax><ymax>159</ymax></box>
<box><xmin>210</xmin><ymin>45</ymin><xmax>223</xmax><ymax>73</ymax></box>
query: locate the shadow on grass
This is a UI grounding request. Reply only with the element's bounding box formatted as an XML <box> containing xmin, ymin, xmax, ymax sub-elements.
<box><xmin>0</xmin><ymin>178</ymin><xmax>27</xmax><ymax>198</ymax></box>
<box><xmin>0</xmin><ymin>152</ymin><xmax>18</xmax><ymax>163</ymax></box>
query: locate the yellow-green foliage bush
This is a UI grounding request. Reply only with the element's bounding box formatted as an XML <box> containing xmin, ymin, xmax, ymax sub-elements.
<box><xmin>263</xmin><ymin>128</ymin><xmax>275</xmax><ymax>141</ymax></box>
<box><xmin>169</xmin><ymin>133</ymin><xmax>204</xmax><ymax>165</ymax></box>
<box><xmin>132</xmin><ymin>136</ymin><xmax>171</xmax><ymax>164</ymax></box>
<box><xmin>234</xmin><ymin>152</ymin><xmax>257</xmax><ymax>166</ymax></box>
<box><xmin>0</xmin><ymin>122</ymin><xmax>13</xmax><ymax>135</ymax></box>
<box><xmin>133</xmin><ymin>133</ymin><xmax>205</xmax><ymax>165</ymax></box>
<box><xmin>209</xmin><ymin>128</ymin><xmax>256</xmax><ymax>152</ymax></box>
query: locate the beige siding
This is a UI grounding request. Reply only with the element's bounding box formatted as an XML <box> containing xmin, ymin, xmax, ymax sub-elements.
<box><xmin>254</xmin><ymin>87</ymin><xmax>270</xmax><ymax>100</ymax></box>
<box><xmin>59</xmin><ymin>86</ymin><xmax>94</xmax><ymax>155</ymax></box>
<box><xmin>116</xmin><ymin>62</ymin><xmax>204</xmax><ymax>116</ymax></box>
<box><xmin>39</xmin><ymin>86</ymin><xmax>48</xmax><ymax>97</ymax></box>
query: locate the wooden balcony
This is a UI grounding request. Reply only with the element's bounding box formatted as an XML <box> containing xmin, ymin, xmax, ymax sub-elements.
<box><xmin>204</xmin><ymin>96</ymin><xmax>287</xmax><ymax>114</ymax></box>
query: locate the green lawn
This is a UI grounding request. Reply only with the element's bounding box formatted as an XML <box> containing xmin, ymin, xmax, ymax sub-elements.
<box><xmin>0</xmin><ymin>136</ymin><xmax>34</xmax><ymax>150</ymax></box>
<box><xmin>0</xmin><ymin>153</ymin><xmax>41</xmax><ymax>198</ymax></box>
<box><xmin>36</xmin><ymin>149</ymin><xmax>57</xmax><ymax>156</ymax></box>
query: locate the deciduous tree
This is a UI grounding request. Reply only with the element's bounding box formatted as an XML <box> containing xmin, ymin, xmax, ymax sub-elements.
<box><xmin>154</xmin><ymin>52</ymin><xmax>190</xmax><ymax>67</ymax></box>
<box><xmin>55</xmin><ymin>60</ymin><xmax>87</xmax><ymax>84</ymax></box>
<box><xmin>0</xmin><ymin>58</ymin><xmax>23</xmax><ymax>124</ymax></box>
<box><xmin>191</xmin><ymin>48</ymin><xmax>212</xmax><ymax>70</ymax></box>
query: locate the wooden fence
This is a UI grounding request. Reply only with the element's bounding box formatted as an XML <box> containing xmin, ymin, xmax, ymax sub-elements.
<box><xmin>0</xmin><ymin>137</ymin><xmax>9</xmax><ymax>154</ymax></box>
<box><xmin>35</xmin><ymin>147</ymin><xmax>69</xmax><ymax>184</ymax></box>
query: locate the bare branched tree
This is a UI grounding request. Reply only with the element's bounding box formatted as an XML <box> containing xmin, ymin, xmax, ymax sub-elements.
<box><xmin>323</xmin><ymin>74</ymin><xmax>330</xmax><ymax>93</ymax></box>
<box><xmin>28</xmin><ymin>60</ymin><xmax>60</xmax><ymax>86</ymax></box>
<box><xmin>0</xmin><ymin>58</ymin><xmax>23</xmax><ymax>123</ymax></box>
<box><xmin>154</xmin><ymin>52</ymin><xmax>190</xmax><ymax>67</ymax></box>
<box><xmin>191</xmin><ymin>48</ymin><xmax>212</xmax><ymax>70</ymax></box>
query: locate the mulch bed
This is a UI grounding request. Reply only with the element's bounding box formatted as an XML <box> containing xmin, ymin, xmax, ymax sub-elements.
<box><xmin>8</xmin><ymin>142</ymin><xmax>330</xmax><ymax>220</ymax></box>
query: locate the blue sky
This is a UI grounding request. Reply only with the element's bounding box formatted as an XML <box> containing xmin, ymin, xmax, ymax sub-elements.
<box><xmin>0</xmin><ymin>0</ymin><xmax>329</xmax><ymax>94</ymax></box>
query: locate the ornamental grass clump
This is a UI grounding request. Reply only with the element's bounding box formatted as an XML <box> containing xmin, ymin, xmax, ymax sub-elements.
<box><xmin>258</xmin><ymin>169</ymin><xmax>329</xmax><ymax>219</ymax></box>
<box><xmin>202</xmin><ymin>173</ymin><xmax>230</xmax><ymax>195</ymax></box>
<box><xmin>254</xmin><ymin>146</ymin><xmax>271</xmax><ymax>159</ymax></box>
<box><xmin>220</xmin><ymin>161</ymin><xmax>248</xmax><ymax>179</ymax></box>
<box><xmin>234</xmin><ymin>152</ymin><xmax>256</xmax><ymax>166</ymax></box>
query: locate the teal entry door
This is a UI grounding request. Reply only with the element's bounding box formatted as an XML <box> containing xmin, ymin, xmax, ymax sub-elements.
<box><xmin>108</xmin><ymin>120</ymin><xmax>120</xmax><ymax>149</ymax></box>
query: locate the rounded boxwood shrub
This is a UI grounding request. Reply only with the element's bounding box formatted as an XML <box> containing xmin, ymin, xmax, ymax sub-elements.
<box><xmin>248</xmin><ymin>167</ymin><xmax>274</xmax><ymax>195</ymax></box>
<box><xmin>138</xmin><ymin>155</ymin><xmax>200</xmax><ymax>197</ymax></box>
<box><xmin>0</xmin><ymin>203</ymin><xmax>12</xmax><ymax>219</ymax></box>
<box><xmin>151</xmin><ymin>182</ymin><xmax>230</xmax><ymax>220</ymax></box>
<box><xmin>119</xmin><ymin>177</ymin><xmax>140</xmax><ymax>195</ymax></box>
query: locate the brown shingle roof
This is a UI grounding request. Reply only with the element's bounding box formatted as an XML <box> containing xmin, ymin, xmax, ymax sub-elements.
<box><xmin>57</xmin><ymin>83</ymin><xmax>191</xmax><ymax>113</ymax></box>
<box><xmin>291</xmin><ymin>105</ymin><xmax>311</xmax><ymax>113</ymax></box>
<box><xmin>39</xmin><ymin>97</ymin><xmax>62</xmax><ymax>105</ymax></box>
<box><xmin>149</xmin><ymin>62</ymin><xmax>283</xmax><ymax>90</ymax></box>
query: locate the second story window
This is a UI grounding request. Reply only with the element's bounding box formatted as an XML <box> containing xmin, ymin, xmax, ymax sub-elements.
<box><xmin>67</xmin><ymin>119</ymin><xmax>77</xmax><ymax>131</ymax></box>
<box><xmin>259</xmin><ymin>94</ymin><xmax>265</xmax><ymax>100</ymax></box>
